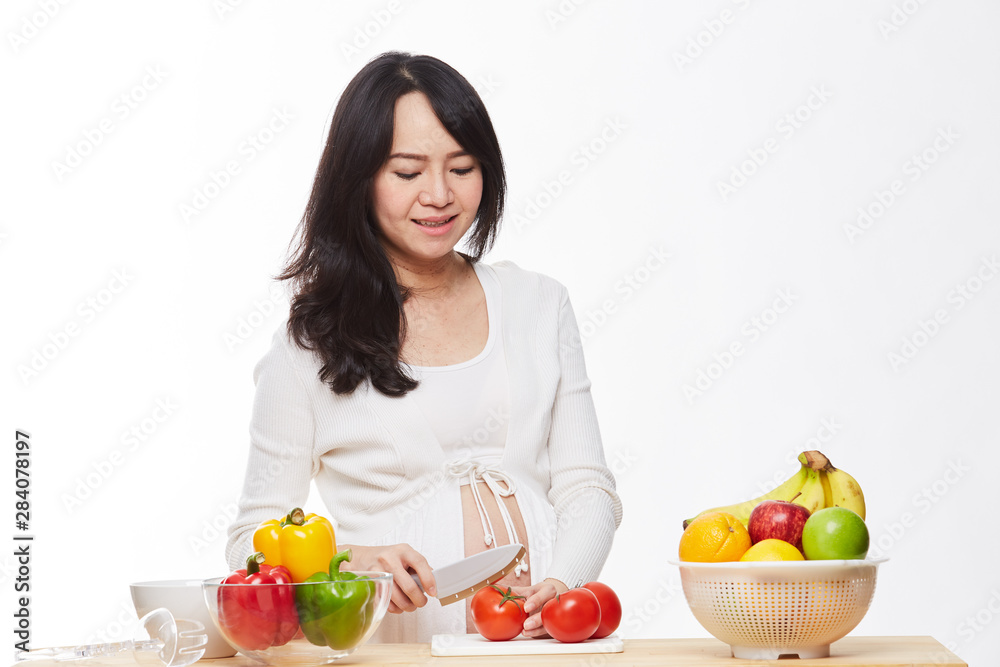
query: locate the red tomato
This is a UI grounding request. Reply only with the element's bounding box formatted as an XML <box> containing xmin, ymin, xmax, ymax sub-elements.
<box><xmin>541</xmin><ymin>587</ymin><xmax>601</xmax><ymax>643</ymax></box>
<box><xmin>470</xmin><ymin>585</ymin><xmax>528</xmax><ymax>641</ymax></box>
<box><xmin>583</xmin><ymin>581</ymin><xmax>622</xmax><ymax>638</ymax></box>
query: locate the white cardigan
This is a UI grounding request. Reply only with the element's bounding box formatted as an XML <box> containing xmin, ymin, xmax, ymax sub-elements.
<box><xmin>225</xmin><ymin>260</ymin><xmax>623</xmax><ymax>642</ymax></box>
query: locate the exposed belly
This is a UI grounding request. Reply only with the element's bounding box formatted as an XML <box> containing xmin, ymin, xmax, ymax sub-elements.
<box><xmin>460</xmin><ymin>480</ymin><xmax>531</xmax><ymax>634</ymax></box>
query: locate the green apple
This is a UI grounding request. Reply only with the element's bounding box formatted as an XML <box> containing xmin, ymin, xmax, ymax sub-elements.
<box><xmin>801</xmin><ymin>507</ymin><xmax>869</xmax><ymax>560</ymax></box>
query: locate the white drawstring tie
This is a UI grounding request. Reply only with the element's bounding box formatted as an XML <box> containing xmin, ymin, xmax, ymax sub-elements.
<box><xmin>445</xmin><ymin>459</ymin><xmax>528</xmax><ymax>576</ymax></box>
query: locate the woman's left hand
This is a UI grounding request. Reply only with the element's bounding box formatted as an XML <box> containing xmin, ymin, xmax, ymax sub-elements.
<box><xmin>509</xmin><ymin>577</ymin><xmax>569</xmax><ymax>638</ymax></box>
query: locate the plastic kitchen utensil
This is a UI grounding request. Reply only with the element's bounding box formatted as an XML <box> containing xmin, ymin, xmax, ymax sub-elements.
<box><xmin>670</xmin><ymin>558</ymin><xmax>887</xmax><ymax>660</ymax></box>
<box><xmin>130</xmin><ymin>578</ymin><xmax>236</xmax><ymax>658</ymax></box>
<box><xmin>410</xmin><ymin>543</ymin><xmax>525</xmax><ymax>605</ymax></box>
<box><xmin>15</xmin><ymin>607</ymin><xmax>207</xmax><ymax>666</ymax></box>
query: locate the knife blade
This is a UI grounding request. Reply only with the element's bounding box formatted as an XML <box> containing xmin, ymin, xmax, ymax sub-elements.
<box><xmin>411</xmin><ymin>543</ymin><xmax>525</xmax><ymax>606</ymax></box>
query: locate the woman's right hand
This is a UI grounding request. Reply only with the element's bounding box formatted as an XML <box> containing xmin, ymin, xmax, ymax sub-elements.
<box><xmin>341</xmin><ymin>543</ymin><xmax>437</xmax><ymax>614</ymax></box>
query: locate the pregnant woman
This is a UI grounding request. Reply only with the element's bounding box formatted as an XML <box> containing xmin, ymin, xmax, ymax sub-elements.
<box><xmin>225</xmin><ymin>51</ymin><xmax>622</xmax><ymax>642</ymax></box>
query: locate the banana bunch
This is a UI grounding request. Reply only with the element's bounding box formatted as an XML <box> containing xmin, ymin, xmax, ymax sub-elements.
<box><xmin>681</xmin><ymin>450</ymin><xmax>865</xmax><ymax>529</ymax></box>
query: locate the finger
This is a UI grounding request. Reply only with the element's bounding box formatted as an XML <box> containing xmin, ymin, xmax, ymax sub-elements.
<box><xmin>523</xmin><ymin>611</ymin><xmax>545</xmax><ymax>632</ymax></box>
<box><xmin>387</xmin><ymin>600</ymin><xmax>403</xmax><ymax>614</ymax></box>
<box><xmin>390</xmin><ymin>580</ymin><xmax>419</xmax><ymax>612</ymax></box>
<box><xmin>521</xmin><ymin>614</ymin><xmax>549</xmax><ymax>639</ymax></box>
<box><xmin>409</xmin><ymin>563</ymin><xmax>436</xmax><ymax>598</ymax></box>
<box><xmin>393</xmin><ymin>568</ymin><xmax>429</xmax><ymax>608</ymax></box>
<box><xmin>522</xmin><ymin>588</ymin><xmax>554</xmax><ymax>615</ymax></box>
<box><xmin>507</xmin><ymin>584</ymin><xmax>540</xmax><ymax>613</ymax></box>
<box><xmin>507</xmin><ymin>584</ymin><xmax>537</xmax><ymax>599</ymax></box>
<box><xmin>399</xmin><ymin>549</ymin><xmax>436</xmax><ymax>597</ymax></box>
<box><xmin>378</xmin><ymin>549</ymin><xmax>428</xmax><ymax>610</ymax></box>
<box><xmin>396</xmin><ymin>548</ymin><xmax>434</xmax><ymax>602</ymax></box>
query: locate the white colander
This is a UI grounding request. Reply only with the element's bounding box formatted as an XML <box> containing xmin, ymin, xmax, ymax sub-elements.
<box><xmin>670</xmin><ymin>558</ymin><xmax>887</xmax><ymax>660</ymax></box>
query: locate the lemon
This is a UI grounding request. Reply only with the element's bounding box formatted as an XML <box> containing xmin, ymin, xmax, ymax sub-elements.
<box><xmin>739</xmin><ymin>538</ymin><xmax>804</xmax><ymax>561</ymax></box>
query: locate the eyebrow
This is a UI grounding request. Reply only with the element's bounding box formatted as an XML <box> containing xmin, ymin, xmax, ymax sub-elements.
<box><xmin>387</xmin><ymin>150</ymin><xmax>470</xmax><ymax>161</ymax></box>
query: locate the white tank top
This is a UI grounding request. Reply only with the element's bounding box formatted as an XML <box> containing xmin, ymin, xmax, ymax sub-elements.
<box><xmin>405</xmin><ymin>263</ymin><xmax>526</xmax><ymax>576</ymax></box>
<box><xmin>405</xmin><ymin>262</ymin><xmax>510</xmax><ymax>464</ymax></box>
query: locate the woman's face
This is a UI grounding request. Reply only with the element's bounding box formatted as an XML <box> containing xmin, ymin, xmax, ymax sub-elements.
<box><xmin>372</xmin><ymin>92</ymin><xmax>483</xmax><ymax>268</ymax></box>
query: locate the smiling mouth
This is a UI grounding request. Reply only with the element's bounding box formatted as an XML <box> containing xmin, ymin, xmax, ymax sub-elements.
<box><xmin>413</xmin><ymin>215</ymin><xmax>456</xmax><ymax>228</ymax></box>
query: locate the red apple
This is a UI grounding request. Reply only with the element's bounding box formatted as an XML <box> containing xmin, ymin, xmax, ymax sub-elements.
<box><xmin>747</xmin><ymin>500</ymin><xmax>811</xmax><ymax>549</ymax></box>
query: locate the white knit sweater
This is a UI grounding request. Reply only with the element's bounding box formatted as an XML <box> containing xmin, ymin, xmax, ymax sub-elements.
<box><xmin>225</xmin><ymin>260</ymin><xmax>623</xmax><ymax>642</ymax></box>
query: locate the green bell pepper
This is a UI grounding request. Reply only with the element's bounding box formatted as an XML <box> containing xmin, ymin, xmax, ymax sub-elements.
<box><xmin>294</xmin><ymin>548</ymin><xmax>376</xmax><ymax>649</ymax></box>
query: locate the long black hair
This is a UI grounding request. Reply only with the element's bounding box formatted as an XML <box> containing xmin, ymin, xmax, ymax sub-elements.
<box><xmin>278</xmin><ymin>52</ymin><xmax>506</xmax><ymax>397</ymax></box>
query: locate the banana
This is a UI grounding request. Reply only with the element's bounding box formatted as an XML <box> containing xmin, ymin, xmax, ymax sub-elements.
<box><xmin>820</xmin><ymin>470</ymin><xmax>833</xmax><ymax>508</ymax></box>
<box><xmin>824</xmin><ymin>466</ymin><xmax>866</xmax><ymax>520</ymax></box>
<box><xmin>798</xmin><ymin>449</ymin><xmax>866</xmax><ymax>519</ymax></box>
<box><xmin>791</xmin><ymin>467</ymin><xmax>826</xmax><ymax>515</ymax></box>
<box><xmin>682</xmin><ymin>464</ymin><xmax>808</xmax><ymax>529</ymax></box>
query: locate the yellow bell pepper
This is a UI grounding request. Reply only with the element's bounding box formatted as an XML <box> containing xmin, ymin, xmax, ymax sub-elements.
<box><xmin>253</xmin><ymin>508</ymin><xmax>337</xmax><ymax>583</ymax></box>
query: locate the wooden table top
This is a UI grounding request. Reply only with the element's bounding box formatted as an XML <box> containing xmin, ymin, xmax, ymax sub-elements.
<box><xmin>186</xmin><ymin>636</ymin><xmax>965</xmax><ymax>666</ymax></box>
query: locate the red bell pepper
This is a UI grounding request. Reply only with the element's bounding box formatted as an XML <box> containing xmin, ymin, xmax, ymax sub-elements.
<box><xmin>217</xmin><ymin>552</ymin><xmax>298</xmax><ymax>650</ymax></box>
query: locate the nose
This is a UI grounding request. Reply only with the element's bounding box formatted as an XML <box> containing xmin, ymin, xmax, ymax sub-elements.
<box><xmin>418</xmin><ymin>171</ymin><xmax>454</xmax><ymax>208</ymax></box>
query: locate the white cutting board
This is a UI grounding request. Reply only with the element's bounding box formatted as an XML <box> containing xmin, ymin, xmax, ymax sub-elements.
<box><xmin>430</xmin><ymin>633</ymin><xmax>624</xmax><ymax>656</ymax></box>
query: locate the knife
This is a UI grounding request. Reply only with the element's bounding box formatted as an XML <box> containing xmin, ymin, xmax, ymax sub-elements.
<box><xmin>411</xmin><ymin>543</ymin><xmax>526</xmax><ymax>606</ymax></box>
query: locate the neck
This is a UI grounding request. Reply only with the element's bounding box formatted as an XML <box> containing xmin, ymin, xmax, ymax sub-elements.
<box><xmin>390</xmin><ymin>251</ymin><xmax>471</xmax><ymax>300</ymax></box>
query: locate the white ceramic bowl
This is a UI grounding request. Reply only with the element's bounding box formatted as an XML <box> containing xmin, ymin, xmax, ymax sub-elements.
<box><xmin>130</xmin><ymin>579</ymin><xmax>237</xmax><ymax>659</ymax></box>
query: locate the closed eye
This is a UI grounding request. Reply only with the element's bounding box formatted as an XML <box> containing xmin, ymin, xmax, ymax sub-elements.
<box><xmin>394</xmin><ymin>172</ymin><xmax>419</xmax><ymax>181</ymax></box>
<box><xmin>452</xmin><ymin>167</ymin><xmax>475</xmax><ymax>176</ymax></box>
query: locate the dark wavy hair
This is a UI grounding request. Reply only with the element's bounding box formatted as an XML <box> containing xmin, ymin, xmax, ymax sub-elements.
<box><xmin>278</xmin><ymin>52</ymin><xmax>506</xmax><ymax>397</ymax></box>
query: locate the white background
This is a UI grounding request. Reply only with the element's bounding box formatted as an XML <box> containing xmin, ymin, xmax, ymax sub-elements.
<box><xmin>3</xmin><ymin>0</ymin><xmax>999</xmax><ymax>664</ymax></box>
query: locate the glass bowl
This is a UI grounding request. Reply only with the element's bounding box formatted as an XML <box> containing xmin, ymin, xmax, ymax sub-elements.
<box><xmin>202</xmin><ymin>572</ymin><xmax>392</xmax><ymax>665</ymax></box>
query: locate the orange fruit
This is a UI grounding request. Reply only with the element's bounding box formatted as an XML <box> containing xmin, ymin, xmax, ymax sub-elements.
<box><xmin>678</xmin><ymin>512</ymin><xmax>752</xmax><ymax>562</ymax></box>
<box><xmin>739</xmin><ymin>538</ymin><xmax>804</xmax><ymax>562</ymax></box>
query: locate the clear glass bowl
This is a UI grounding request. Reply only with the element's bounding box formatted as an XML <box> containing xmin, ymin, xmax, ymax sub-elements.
<box><xmin>202</xmin><ymin>572</ymin><xmax>392</xmax><ymax>665</ymax></box>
